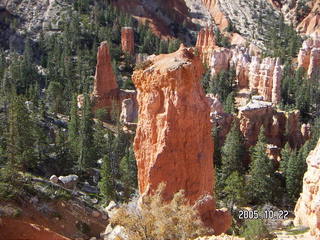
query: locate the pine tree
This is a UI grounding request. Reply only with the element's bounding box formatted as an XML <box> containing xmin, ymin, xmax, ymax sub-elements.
<box><xmin>220</xmin><ymin>120</ymin><xmax>245</xmax><ymax>181</ymax></box>
<box><xmin>47</xmin><ymin>81</ymin><xmax>64</xmax><ymax>113</ymax></box>
<box><xmin>6</xmin><ymin>94</ymin><xmax>37</xmax><ymax>171</ymax></box>
<box><xmin>223</xmin><ymin>171</ymin><xmax>246</xmax><ymax>208</ymax></box>
<box><xmin>120</xmin><ymin>146</ymin><xmax>137</xmax><ymax>200</ymax></box>
<box><xmin>78</xmin><ymin>94</ymin><xmax>95</xmax><ymax>171</ymax></box>
<box><xmin>279</xmin><ymin>143</ymin><xmax>292</xmax><ymax>176</ymax></box>
<box><xmin>68</xmin><ymin>94</ymin><xmax>80</xmax><ymax>159</ymax></box>
<box><xmin>224</xmin><ymin>92</ymin><xmax>236</xmax><ymax>114</ymax></box>
<box><xmin>99</xmin><ymin>154</ymin><xmax>116</xmax><ymax>202</ymax></box>
<box><xmin>286</xmin><ymin>143</ymin><xmax>308</xmax><ymax>204</ymax></box>
<box><xmin>246</xmin><ymin>127</ymin><xmax>275</xmax><ymax>204</ymax></box>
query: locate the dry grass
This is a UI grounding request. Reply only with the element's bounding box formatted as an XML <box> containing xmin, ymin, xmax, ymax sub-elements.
<box><xmin>110</xmin><ymin>184</ymin><xmax>212</xmax><ymax>240</ymax></box>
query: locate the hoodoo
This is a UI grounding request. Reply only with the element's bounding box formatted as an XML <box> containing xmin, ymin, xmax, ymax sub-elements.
<box><xmin>132</xmin><ymin>45</ymin><xmax>231</xmax><ymax>234</ymax></box>
<box><xmin>121</xmin><ymin>27</ymin><xmax>135</xmax><ymax>55</ymax></box>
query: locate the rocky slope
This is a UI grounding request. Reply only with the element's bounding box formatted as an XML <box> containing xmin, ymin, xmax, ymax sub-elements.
<box><xmin>132</xmin><ymin>45</ymin><xmax>231</xmax><ymax>234</ymax></box>
<box><xmin>0</xmin><ymin>0</ymin><xmax>70</xmax><ymax>51</ymax></box>
<box><xmin>294</xmin><ymin>138</ymin><xmax>320</xmax><ymax>238</ymax></box>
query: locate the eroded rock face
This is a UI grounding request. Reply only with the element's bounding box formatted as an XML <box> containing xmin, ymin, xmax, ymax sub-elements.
<box><xmin>121</xmin><ymin>27</ymin><xmax>135</xmax><ymax>55</ymax></box>
<box><xmin>78</xmin><ymin>41</ymin><xmax>137</xmax><ymax>114</ymax></box>
<box><xmin>195</xmin><ymin>31</ymin><xmax>283</xmax><ymax>103</ymax></box>
<box><xmin>120</xmin><ymin>98</ymin><xmax>137</xmax><ymax>125</ymax></box>
<box><xmin>196</xmin><ymin>27</ymin><xmax>216</xmax><ymax>63</ymax></box>
<box><xmin>132</xmin><ymin>45</ymin><xmax>231</xmax><ymax>234</ymax></box>
<box><xmin>298</xmin><ymin>33</ymin><xmax>320</xmax><ymax>78</ymax></box>
<box><xmin>297</xmin><ymin>0</ymin><xmax>320</xmax><ymax>36</ymax></box>
<box><xmin>238</xmin><ymin>100</ymin><xmax>304</xmax><ymax>149</ymax></box>
<box><xmin>248</xmin><ymin>57</ymin><xmax>283</xmax><ymax>103</ymax></box>
<box><xmin>93</xmin><ymin>41</ymin><xmax>118</xmax><ymax>97</ymax></box>
<box><xmin>294</xmin><ymin>138</ymin><xmax>320</xmax><ymax>238</ymax></box>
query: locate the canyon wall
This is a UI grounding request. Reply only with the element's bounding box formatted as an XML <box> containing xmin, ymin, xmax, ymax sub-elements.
<box><xmin>196</xmin><ymin>29</ymin><xmax>283</xmax><ymax>104</ymax></box>
<box><xmin>298</xmin><ymin>33</ymin><xmax>320</xmax><ymax>78</ymax></box>
<box><xmin>294</xmin><ymin>138</ymin><xmax>320</xmax><ymax>238</ymax></box>
<box><xmin>297</xmin><ymin>0</ymin><xmax>320</xmax><ymax>36</ymax></box>
<box><xmin>132</xmin><ymin>45</ymin><xmax>231</xmax><ymax>234</ymax></box>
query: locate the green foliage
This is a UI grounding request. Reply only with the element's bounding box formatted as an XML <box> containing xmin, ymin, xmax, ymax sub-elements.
<box><xmin>241</xmin><ymin>219</ymin><xmax>273</xmax><ymax>240</ymax></box>
<box><xmin>98</xmin><ymin>154</ymin><xmax>116</xmax><ymax>202</ymax></box>
<box><xmin>220</xmin><ymin>121</ymin><xmax>245</xmax><ymax>179</ymax></box>
<box><xmin>78</xmin><ymin>94</ymin><xmax>96</xmax><ymax>171</ymax></box>
<box><xmin>68</xmin><ymin>94</ymin><xmax>80</xmax><ymax>159</ymax></box>
<box><xmin>223</xmin><ymin>171</ymin><xmax>247</xmax><ymax>207</ymax></box>
<box><xmin>47</xmin><ymin>81</ymin><xmax>65</xmax><ymax>113</ymax></box>
<box><xmin>264</xmin><ymin>16</ymin><xmax>302</xmax><ymax>62</ymax></box>
<box><xmin>285</xmin><ymin>143</ymin><xmax>308</xmax><ymax>205</ymax></box>
<box><xmin>279</xmin><ymin>143</ymin><xmax>292</xmax><ymax>177</ymax></box>
<box><xmin>224</xmin><ymin>92</ymin><xmax>236</xmax><ymax>114</ymax></box>
<box><xmin>214</xmin><ymin>28</ymin><xmax>231</xmax><ymax>48</ymax></box>
<box><xmin>246</xmin><ymin>127</ymin><xmax>275</xmax><ymax>204</ymax></box>
<box><xmin>6</xmin><ymin>94</ymin><xmax>37</xmax><ymax>171</ymax></box>
<box><xmin>119</xmin><ymin>146</ymin><xmax>137</xmax><ymax>200</ymax></box>
<box><xmin>210</xmin><ymin>68</ymin><xmax>236</xmax><ymax>103</ymax></box>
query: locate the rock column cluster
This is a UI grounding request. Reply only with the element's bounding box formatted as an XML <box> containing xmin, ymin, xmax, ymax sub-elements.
<box><xmin>298</xmin><ymin>33</ymin><xmax>320</xmax><ymax>78</ymax></box>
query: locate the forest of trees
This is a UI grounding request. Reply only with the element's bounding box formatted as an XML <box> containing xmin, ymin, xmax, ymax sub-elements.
<box><xmin>0</xmin><ymin>0</ymin><xmax>183</xmax><ymax>203</ymax></box>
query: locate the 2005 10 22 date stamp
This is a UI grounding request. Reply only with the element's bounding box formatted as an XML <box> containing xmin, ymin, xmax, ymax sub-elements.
<box><xmin>238</xmin><ymin>210</ymin><xmax>289</xmax><ymax>220</ymax></box>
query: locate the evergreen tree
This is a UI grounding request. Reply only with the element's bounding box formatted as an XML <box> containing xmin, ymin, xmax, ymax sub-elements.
<box><xmin>68</xmin><ymin>94</ymin><xmax>80</xmax><ymax>158</ymax></box>
<box><xmin>6</xmin><ymin>94</ymin><xmax>37</xmax><ymax>171</ymax></box>
<box><xmin>220</xmin><ymin>120</ymin><xmax>245</xmax><ymax>182</ymax></box>
<box><xmin>120</xmin><ymin>146</ymin><xmax>137</xmax><ymax>200</ymax></box>
<box><xmin>78</xmin><ymin>94</ymin><xmax>96</xmax><ymax>171</ymax></box>
<box><xmin>47</xmin><ymin>81</ymin><xmax>64</xmax><ymax>113</ymax></box>
<box><xmin>246</xmin><ymin>127</ymin><xmax>275</xmax><ymax>204</ymax></box>
<box><xmin>223</xmin><ymin>171</ymin><xmax>246</xmax><ymax>208</ymax></box>
<box><xmin>99</xmin><ymin>154</ymin><xmax>116</xmax><ymax>202</ymax></box>
<box><xmin>279</xmin><ymin>143</ymin><xmax>292</xmax><ymax>176</ymax></box>
<box><xmin>286</xmin><ymin>143</ymin><xmax>308</xmax><ymax>204</ymax></box>
<box><xmin>224</xmin><ymin>92</ymin><xmax>236</xmax><ymax>114</ymax></box>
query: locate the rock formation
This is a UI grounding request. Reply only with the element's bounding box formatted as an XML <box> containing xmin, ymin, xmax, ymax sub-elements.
<box><xmin>294</xmin><ymin>138</ymin><xmax>320</xmax><ymax>238</ymax></box>
<box><xmin>132</xmin><ymin>45</ymin><xmax>231</xmax><ymax>234</ymax></box>
<box><xmin>121</xmin><ymin>27</ymin><xmax>135</xmax><ymax>55</ymax></box>
<box><xmin>247</xmin><ymin>57</ymin><xmax>283</xmax><ymax>103</ymax></box>
<box><xmin>195</xmin><ymin>31</ymin><xmax>283</xmax><ymax>104</ymax></box>
<box><xmin>196</xmin><ymin>27</ymin><xmax>216</xmax><ymax>63</ymax></box>
<box><xmin>297</xmin><ymin>0</ymin><xmax>320</xmax><ymax>36</ymax></box>
<box><xmin>238</xmin><ymin>100</ymin><xmax>304</xmax><ymax>149</ymax></box>
<box><xmin>120</xmin><ymin>98</ymin><xmax>137</xmax><ymax>126</ymax></box>
<box><xmin>298</xmin><ymin>33</ymin><xmax>320</xmax><ymax>78</ymax></box>
<box><xmin>78</xmin><ymin>41</ymin><xmax>137</xmax><ymax>118</ymax></box>
<box><xmin>93</xmin><ymin>41</ymin><xmax>118</xmax><ymax>97</ymax></box>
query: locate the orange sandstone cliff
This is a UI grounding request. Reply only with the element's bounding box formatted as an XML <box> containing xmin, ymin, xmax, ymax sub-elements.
<box><xmin>294</xmin><ymin>138</ymin><xmax>320</xmax><ymax>238</ymax></box>
<box><xmin>132</xmin><ymin>45</ymin><xmax>231</xmax><ymax>234</ymax></box>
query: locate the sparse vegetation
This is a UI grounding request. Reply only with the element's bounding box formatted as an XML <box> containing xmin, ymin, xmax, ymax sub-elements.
<box><xmin>110</xmin><ymin>184</ymin><xmax>212</xmax><ymax>240</ymax></box>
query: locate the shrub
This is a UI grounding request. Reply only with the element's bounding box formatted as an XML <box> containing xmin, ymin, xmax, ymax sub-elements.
<box><xmin>109</xmin><ymin>184</ymin><xmax>211</xmax><ymax>240</ymax></box>
<box><xmin>240</xmin><ymin>219</ymin><xmax>273</xmax><ymax>240</ymax></box>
